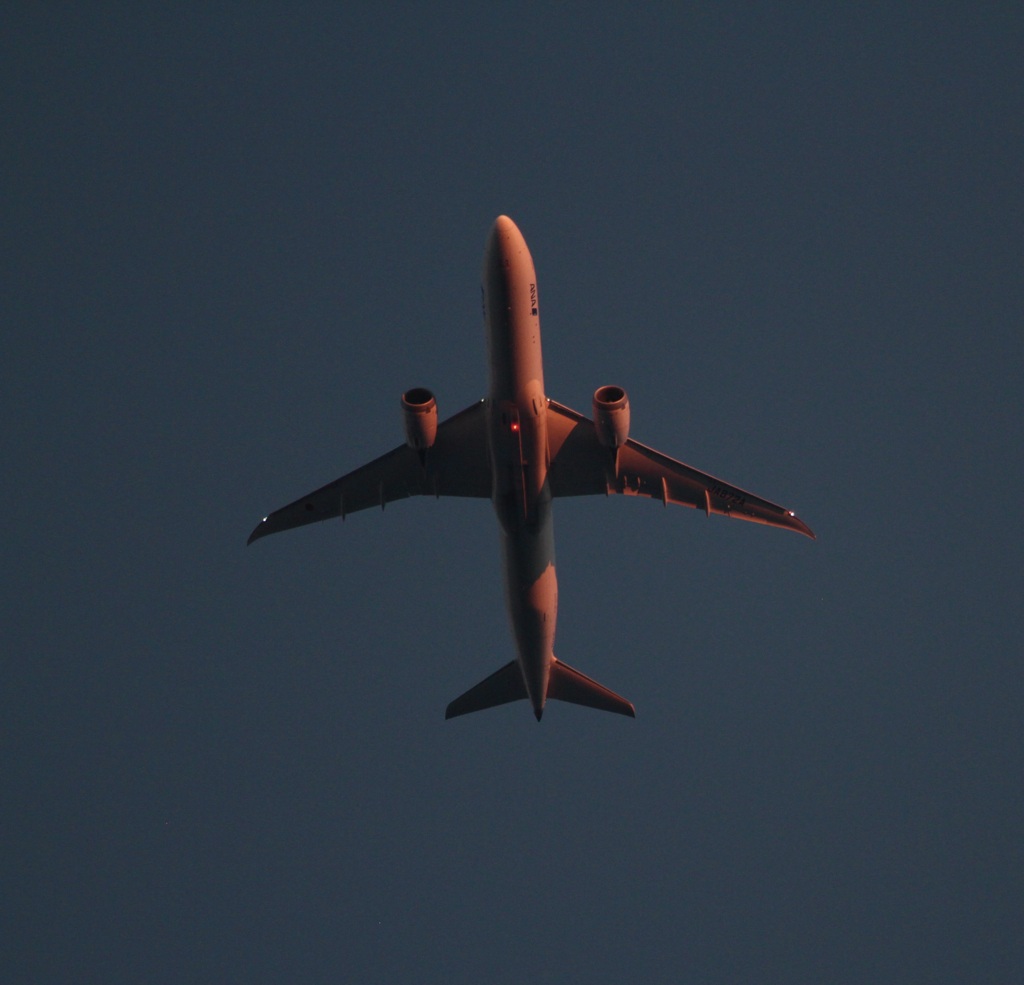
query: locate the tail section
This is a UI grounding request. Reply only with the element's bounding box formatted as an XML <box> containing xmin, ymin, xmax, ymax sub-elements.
<box><xmin>445</xmin><ymin>656</ymin><xmax>635</xmax><ymax>720</ymax></box>
<box><xmin>547</xmin><ymin>658</ymin><xmax>635</xmax><ymax>717</ymax></box>
<box><xmin>445</xmin><ymin>660</ymin><xmax>527</xmax><ymax>719</ymax></box>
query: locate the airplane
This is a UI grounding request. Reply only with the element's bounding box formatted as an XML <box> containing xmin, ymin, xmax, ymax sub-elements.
<box><xmin>248</xmin><ymin>215</ymin><xmax>814</xmax><ymax>721</ymax></box>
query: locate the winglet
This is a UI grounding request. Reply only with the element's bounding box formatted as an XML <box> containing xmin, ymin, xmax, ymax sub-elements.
<box><xmin>786</xmin><ymin>513</ymin><xmax>816</xmax><ymax>540</ymax></box>
<box><xmin>247</xmin><ymin>518</ymin><xmax>270</xmax><ymax>545</ymax></box>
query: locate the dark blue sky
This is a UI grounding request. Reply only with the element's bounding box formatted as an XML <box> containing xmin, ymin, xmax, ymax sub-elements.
<box><xmin>5</xmin><ymin>7</ymin><xmax>1022</xmax><ymax>983</ymax></box>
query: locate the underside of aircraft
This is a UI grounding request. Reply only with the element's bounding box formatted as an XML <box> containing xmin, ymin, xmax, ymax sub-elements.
<box><xmin>249</xmin><ymin>216</ymin><xmax>813</xmax><ymax>720</ymax></box>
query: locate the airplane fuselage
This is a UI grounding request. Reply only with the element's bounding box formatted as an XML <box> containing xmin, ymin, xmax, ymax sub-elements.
<box><xmin>482</xmin><ymin>216</ymin><xmax>556</xmax><ymax>718</ymax></box>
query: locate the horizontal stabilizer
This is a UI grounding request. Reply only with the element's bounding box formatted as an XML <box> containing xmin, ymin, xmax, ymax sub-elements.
<box><xmin>445</xmin><ymin>660</ymin><xmax>527</xmax><ymax>720</ymax></box>
<box><xmin>547</xmin><ymin>658</ymin><xmax>635</xmax><ymax>717</ymax></box>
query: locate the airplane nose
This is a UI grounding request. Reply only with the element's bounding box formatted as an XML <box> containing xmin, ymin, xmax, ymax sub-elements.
<box><xmin>493</xmin><ymin>214</ymin><xmax>516</xmax><ymax>236</ymax></box>
<box><xmin>484</xmin><ymin>215</ymin><xmax>527</xmax><ymax>282</ymax></box>
<box><xmin>490</xmin><ymin>214</ymin><xmax>525</xmax><ymax>249</ymax></box>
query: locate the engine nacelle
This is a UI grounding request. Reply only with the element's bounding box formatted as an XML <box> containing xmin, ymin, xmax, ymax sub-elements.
<box><xmin>401</xmin><ymin>387</ymin><xmax>438</xmax><ymax>450</ymax></box>
<box><xmin>592</xmin><ymin>385</ymin><xmax>630</xmax><ymax>449</ymax></box>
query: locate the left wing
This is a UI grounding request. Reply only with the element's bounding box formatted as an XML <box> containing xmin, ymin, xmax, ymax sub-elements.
<box><xmin>248</xmin><ymin>400</ymin><xmax>491</xmax><ymax>544</ymax></box>
<box><xmin>546</xmin><ymin>399</ymin><xmax>814</xmax><ymax>538</ymax></box>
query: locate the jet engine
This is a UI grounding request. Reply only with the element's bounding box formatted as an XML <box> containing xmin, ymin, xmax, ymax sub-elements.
<box><xmin>592</xmin><ymin>385</ymin><xmax>630</xmax><ymax>448</ymax></box>
<box><xmin>401</xmin><ymin>387</ymin><xmax>438</xmax><ymax>450</ymax></box>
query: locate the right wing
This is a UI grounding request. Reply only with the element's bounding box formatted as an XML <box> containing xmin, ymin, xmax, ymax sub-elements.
<box><xmin>545</xmin><ymin>399</ymin><xmax>814</xmax><ymax>538</ymax></box>
<box><xmin>248</xmin><ymin>400</ymin><xmax>491</xmax><ymax>544</ymax></box>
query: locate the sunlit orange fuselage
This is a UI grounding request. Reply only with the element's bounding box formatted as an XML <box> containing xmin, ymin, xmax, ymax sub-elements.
<box><xmin>482</xmin><ymin>216</ymin><xmax>556</xmax><ymax>719</ymax></box>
